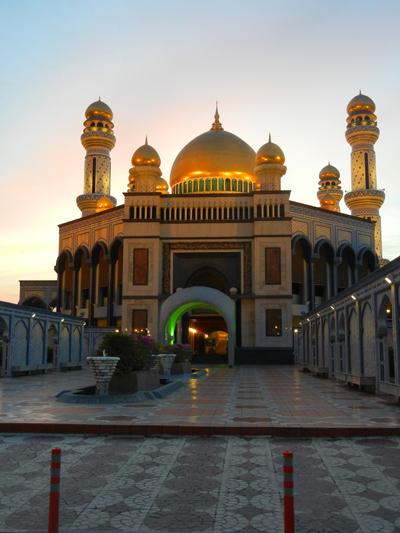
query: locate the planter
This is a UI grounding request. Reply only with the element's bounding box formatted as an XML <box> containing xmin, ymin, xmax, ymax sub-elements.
<box><xmin>171</xmin><ymin>361</ymin><xmax>192</xmax><ymax>374</ymax></box>
<box><xmin>109</xmin><ymin>368</ymin><xmax>160</xmax><ymax>394</ymax></box>
<box><xmin>156</xmin><ymin>353</ymin><xmax>176</xmax><ymax>376</ymax></box>
<box><xmin>87</xmin><ymin>356</ymin><xmax>120</xmax><ymax>395</ymax></box>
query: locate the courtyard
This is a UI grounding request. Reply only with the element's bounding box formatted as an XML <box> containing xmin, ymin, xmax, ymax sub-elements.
<box><xmin>0</xmin><ymin>367</ymin><xmax>400</xmax><ymax>531</ymax></box>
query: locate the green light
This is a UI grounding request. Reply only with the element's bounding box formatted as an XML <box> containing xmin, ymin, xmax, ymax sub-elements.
<box><xmin>165</xmin><ymin>301</ymin><xmax>219</xmax><ymax>344</ymax></box>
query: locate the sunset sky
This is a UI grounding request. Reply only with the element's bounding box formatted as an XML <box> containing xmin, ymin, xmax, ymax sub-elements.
<box><xmin>1</xmin><ymin>0</ymin><xmax>400</xmax><ymax>302</ymax></box>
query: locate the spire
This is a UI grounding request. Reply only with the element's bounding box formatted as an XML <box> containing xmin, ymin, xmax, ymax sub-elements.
<box><xmin>211</xmin><ymin>101</ymin><xmax>223</xmax><ymax>131</ymax></box>
<box><xmin>145</xmin><ymin>135</ymin><xmax>148</xmax><ymax>145</ymax></box>
<box><xmin>268</xmin><ymin>132</ymin><xmax>271</xmax><ymax>143</ymax></box>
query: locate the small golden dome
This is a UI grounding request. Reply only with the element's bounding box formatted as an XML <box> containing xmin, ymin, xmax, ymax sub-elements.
<box><xmin>170</xmin><ymin>110</ymin><xmax>255</xmax><ymax>187</ymax></box>
<box><xmin>131</xmin><ymin>138</ymin><xmax>161</xmax><ymax>167</ymax></box>
<box><xmin>319</xmin><ymin>164</ymin><xmax>340</xmax><ymax>181</ymax></box>
<box><xmin>347</xmin><ymin>92</ymin><xmax>375</xmax><ymax>114</ymax></box>
<box><xmin>256</xmin><ymin>134</ymin><xmax>285</xmax><ymax>165</ymax></box>
<box><xmin>85</xmin><ymin>99</ymin><xmax>113</xmax><ymax>120</ymax></box>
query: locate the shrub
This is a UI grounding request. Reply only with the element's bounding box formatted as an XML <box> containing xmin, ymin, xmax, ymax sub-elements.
<box><xmin>171</xmin><ymin>343</ymin><xmax>193</xmax><ymax>363</ymax></box>
<box><xmin>99</xmin><ymin>333</ymin><xmax>156</xmax><ymax>374</ymax></box>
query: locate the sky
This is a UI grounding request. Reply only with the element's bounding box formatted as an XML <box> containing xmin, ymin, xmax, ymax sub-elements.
<box><xmin>1</xmin><ymin>0</ymin><xmax>400</xmax><ymax>302</ymax></box>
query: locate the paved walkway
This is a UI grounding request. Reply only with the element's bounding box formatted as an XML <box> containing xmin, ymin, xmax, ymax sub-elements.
<box><xmin>1</xmin><ymin>433</ymin><xmax>400</xmax><ymax>532</ymax></box>
<box><xmin>1</xmin><ymin>366</ymin><xmax>400</xmax><ymax>435</ymax></box>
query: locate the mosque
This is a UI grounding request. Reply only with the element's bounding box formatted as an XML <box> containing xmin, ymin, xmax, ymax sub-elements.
<box><xmin>20</xmin><ymin>93</ymin><xmax>384</xmax><ymax>366</ymax></box>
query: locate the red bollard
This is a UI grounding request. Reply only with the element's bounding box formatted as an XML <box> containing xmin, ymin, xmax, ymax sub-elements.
<box><xmin>48</xmin><ymin>448</ymin><xmax>61</xmax><ymax>533</ymax></box>
<box><xmin>283</xmin><ymin>451</ymin><xmax>295</xmax><ymax>533</ymax></box>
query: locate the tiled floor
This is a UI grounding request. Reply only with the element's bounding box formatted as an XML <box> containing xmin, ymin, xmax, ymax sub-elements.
<box><xmin>0</xmin><ymin>366</ymin><xmax>400</xmax><ymax>432</ymax></box>
<box><xmin>1</xmin><ymin>434</ymin><xmax>400</xmax><ymax>532</ymax></box>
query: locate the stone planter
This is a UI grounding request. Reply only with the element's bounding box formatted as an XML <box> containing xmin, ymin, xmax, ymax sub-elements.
<box><xmin>156</xmin><ymin>354</ymin><xmax>176</xmax><ymax>376</ymax></box>
<box><xmin>87</xmin><ymin>356</ymin><xmax>120</xmax><ymax>395</ymax></box>
<box><xmin>171</xmin><ymin>361</ymin><xmax>192</xmax><ymax>374</ymax></box>
<box><xmin>109</xmin><ymin>368</ymin><xmax>160</xmax><ymax>395</ymax></box>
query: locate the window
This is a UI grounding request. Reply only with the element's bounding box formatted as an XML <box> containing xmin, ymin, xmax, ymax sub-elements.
<box><xmin>265</xmin><ymin>309</ymin><xmax>282</xmax><ymax>336</ymax></box>
<box><xmin>132</xmin><ymin>309</ymin><xmax>148</xmax><ymax>334</ymax></box>
<box><xmin>265</xmin><ymin>247</ymin><xmax>281</xmax><ymax>284</ymax></box>
<box><xmin>132</xmin><ymin>248</ymin><xmax>149</xmax><ymax>285</ymax></box>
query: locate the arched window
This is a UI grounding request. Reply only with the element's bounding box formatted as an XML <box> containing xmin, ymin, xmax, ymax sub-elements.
<box><xmin>238</xmin><ymin>180</ymin><xmax>243</xmax><ymax>192</ymax></box>
<box><xmin>249</xmin><ymin>182</ymin><xmax>253</xmax><ymax>192</ymax></box>
<box><xmin>188</xmin><ymin>181</ymin><xmax>193</xmax><ymax>193</ymax></box>
<box><xmin>183</xmin><ymin>182</ymin><xmax>187</xmax><ymax>193</ymax></box>
<box><xmin>199</xmin><ymin>179</ymin><xmax>204</xmax><ymax>192</ymax></box>
<box><xmin>212</xmin><ymin>178</ymin><xmax>217</xmax><ymax>191</ymax></box>
<box><xmin>244</xmin><ymin>181</ymin><xmax>248</xmax><ymax>193</ymax></box>
<box><xmin>218</xmin><ymin>178</ymin><xmax>224</xmax><ymax>191</ymax></box>
<box><xmin>232</xmin><ymin>179</ymin><xmax>237</xmax><ymax>191</ymax></box>
<box><xmin>225</xmin><ymin>179</ymin><xmax>231</xmax><ymax>191</ymax></box>
<box><xmin>194</xmin><ymin>180</ymin><xmax>199</xmax><ymax>192</ymax></box>
<box><xmin>206</xmin><ymin>179</ymin><xmax>211</xmax><ymax>191</ymax></box>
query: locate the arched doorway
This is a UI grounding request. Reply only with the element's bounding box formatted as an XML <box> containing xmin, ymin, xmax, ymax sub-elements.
<box><xmin>47</xmin><ymin>325</ymin><xmax>58</xmax><ymax>367</ymax></box>
<box><xmin>377</xmin><ymin>294</ymin><xmax>394</xmax><ymax>383</ymax></box>
<box><xmin>0</xmin><ymin>317</ymin><xmax>9</xmax><ymax>377</ymax></box>
<box><xmin>337</xmin><ymin>244</ymin><xmax>356</xmax><ymax>292</ymax></box>
<box><xmin>159</xmin><ymin>287</ymin><xmax>236</xmax><ymax>366</ymax></box>
<box><xmin>292</xmin><ymin>236</ymin><xmax>312</xmax><ymax>309</ymax></box>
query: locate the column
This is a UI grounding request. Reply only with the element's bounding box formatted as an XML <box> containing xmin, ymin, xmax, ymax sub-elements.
<box><xmin>107</xmin><ymin>258</ymin><xmax>115</xmax><ymax>326</ymax></box>
<box><xmin>89</xmin><ymin>262</ymin><xmax>96</xmax><ymax>327</ymax></box>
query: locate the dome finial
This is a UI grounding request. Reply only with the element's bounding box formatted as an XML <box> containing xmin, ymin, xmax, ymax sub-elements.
<box><xmin>145</xmin><ymin>135</ymin><xmax>148</xmax><ymax>145</ymax></box>
<box><xmin>268</xmin><ymin>132</ymin><xmax>271</xmax><ymax>142</ymax></box>
<box><xmin>99</xmin><ymin>96</ymin><xmax>101</xmax><ymax>101</ymax></box>
<box><xmin>359</xmin><ymin>89</ymin><xmax>362</xmax><ymax>95</ymax></box>
<box><xmin>211</xmin><ymin>101</ymin><xmax>223</xmax><ymax>131</ymax></box>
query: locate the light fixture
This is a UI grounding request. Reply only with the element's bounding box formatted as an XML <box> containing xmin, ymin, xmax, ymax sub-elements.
<box><xmin>61</xmin><ymin>318</ymin><xmax>65</xmax><ymax>323</ymax></box>
<box><xmin>306</xmin><ymin>318</ymin><xmax>310</xmax><ymax>322</ymax></box>
<box><xmin>316</xmin><ymin>312</ymin><xmax>320</xmax><ymax>317</ymax></box>
<box><xmin>294</xmin><ymin>328</ymin><xmax>299</xmax><ymax>334</ymax></box>
<box><xmin>115</xmin><ymin>329</ymin><xmax>119</xmax><ymax>333</ymax></box>
<box><xmin>330</xmin><ymin>305</ymin><xmax>335</xmax><ymax>310</ymax></box>
<box><xmin>31</xmin><ymin>313</ymin><xmax>36</xmax><ymax>318</ymax></box>
<box><xmin>351</xmin><ymin>294</ymin><xmax>357</xmax><ymax>301</ymax></box>
<box><xmin>83</xmin><ymin>322</ymin><xmax>86</xmax><ymax>326</ymax></box>
<box><xmin>386</xmin><ymin>308</ymin><xmax>391</xmax><ymax>314</ymax></box>
<box><xmin>385</xmin><ymin>277</ymin><xmax>392</xmax><ymax>285</ymax></box>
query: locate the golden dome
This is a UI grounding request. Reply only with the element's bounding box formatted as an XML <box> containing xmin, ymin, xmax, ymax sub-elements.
<box><xmin>347</xmin><ymin>92</ymin><xmax>375</xmax><ymax>115</ymax></box>
<box><xmin>319</xmin><ymin>163</ymin><xmax>340</xmax><ymax>181</ymax></box>
<box><xmin>85</xmin><ymin>99</ymin><xmax>113</xmax><ymax>120</ymax></box>
<box><xmin>256</xmin><ymin>134</ymin><xmax>285</xmax><ymax>165</ymax></box>
<box><xmin>170</xmin><ymin>109</ymin><xmax>255</xmax><ymax>188</ymax></box>
<box><xmin>132</xmin><ymin>138</ymin><xmax>161</xmax><ymax>167</ymax></box>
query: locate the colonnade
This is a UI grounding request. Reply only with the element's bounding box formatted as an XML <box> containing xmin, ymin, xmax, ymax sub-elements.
<box><xmin>291</xmin><ymin>235</ymin><xmax>377</xmax><ymax>313</ymax></box>
<box><xmin>295</xmin><ymin>257</ymin><xmax>400</xmax><ymax>398</ymax></box>
<box><xmin>55</xmin><ymin>238</ymin><xmax>123</xmax><ymax>328</ymax></box>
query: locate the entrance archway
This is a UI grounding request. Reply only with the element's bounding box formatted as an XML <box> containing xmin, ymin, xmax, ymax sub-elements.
<box><xmin>159</xmin><ymin>287</ymin><xmax>236</xmax><ymax>366</ymax></box>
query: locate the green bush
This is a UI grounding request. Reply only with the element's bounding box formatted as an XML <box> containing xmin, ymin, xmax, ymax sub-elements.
<box><xmin>172</xmin><ymin>343</ymin><xmax>193</xmax><ymax>363</ymax></box>
<box><xmin>99</xmin><ymin>333</ymin><xmax>156</xmax><ymax>374</ymax></box>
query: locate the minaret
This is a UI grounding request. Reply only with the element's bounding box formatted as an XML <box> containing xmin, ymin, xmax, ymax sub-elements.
<box><xmin>76</xmin><ymin>99</ymin><xmax>117</xmax><ymax>216</ymax></box>
<box><xmin>317</xmin><ymin>164</ymin><xmax>343</xmax><ymax>212</ymax></box>
<box><xmin>128</xmin><ymin>137</ymin><xmax>168</xmax><ymax>193</ymax></box>
<box><xmin>344</xmin><ymin>92</ymin><xmax>385</xmax><ymax>258</ymax></box>
<box><xmin>254</xmin><ymin>134</ymin><xmax>286</xmax><ymax>190</ymax></box>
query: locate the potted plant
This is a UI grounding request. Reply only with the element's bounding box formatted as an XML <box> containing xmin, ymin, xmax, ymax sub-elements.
<box><xmin>99</xmin><ymin>333</ymin><xmax>160</xmax><ymax>394</ymax></box>
<box><xmin>171</xmin><ymin>343</ymin><xmax>193</xmax><ymax>374</ymax></box>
